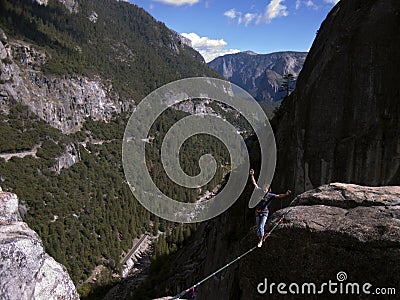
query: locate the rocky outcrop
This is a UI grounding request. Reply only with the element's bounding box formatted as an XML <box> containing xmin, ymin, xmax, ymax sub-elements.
<box><xmin>273</xmin><ymin>0</ymin><xmax>400</xmax><ymax>194</ymax></box>
<box><xmin>33</xmin><ymin>0</ymin><xmax>49</xmax><ymax>6</ymax></box>
<box><xmin>291</xmin><ymin>182</ymin><xmax>400</xmax><ymax>208</ymax></box>
<box><xmin>174</xmin><ymin>99</ymin><xmax>215</xmax><ymax>116</ymax></box>
<box><xmin>173</xmin><ymin>31</ymin><xmax>192</xmax><ymax>48</ymax></box>
<box><xmin>237</xmin><ymin>183</ymin><xmax>400</xmax><ymax>299</ymax></box>
<box><xmin>0</xmin><ymin>31</ymin><xmax>7</xmax><ymax>60</ymax></box>
<box><xmin>52</xmin><ymin>143</ymin><xmax>80</xmax><ymax>173</ymax></box>
<box><xmin>88</xmin><ymin>11</ymin><xmax>98</xmax><ymax>23</ymax></box>
<box><xmin>208</xmin><ymin>51</ymin><xmax>307</xmax><ymax>105</ymax></box>
<box><xmin>169</xmin><ymin>31</ymin><xmax>205</xmax><ymax>62</ymax></box>
<box><xmin>0</xmin><ymin>32</ymin><xmax>133</xmax><ymax>133</ymax></box>
<box><xmin>33</xmin><ymin>0</ymin><xmax>79</xmax><ymax>13</ymax></box>
<box><xmin>0</xmin><ymin>192</ymin><xmax>79</xmax><ymax>299</ymax></box>
<box><xmin>59</xmin><ymin>0</ymin><xmax>79</xmax><ymax>13</ymax></box>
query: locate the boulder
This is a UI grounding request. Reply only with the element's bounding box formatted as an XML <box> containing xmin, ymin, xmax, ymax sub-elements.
<box><xmin>0</xmin><ymin>192</ymin><xmax>79</xmax><ymax>300</ymax></box>
<box><xmin>291</xmin><ymin>182</ymin><xmax>400</xmax><ymax>208</ymax></box>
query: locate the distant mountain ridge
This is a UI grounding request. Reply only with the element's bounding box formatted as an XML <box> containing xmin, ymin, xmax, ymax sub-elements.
<box><xmin>208</xmin><ymin>51</ymin><xmax>307</xmax><ymax>111</ymax></box>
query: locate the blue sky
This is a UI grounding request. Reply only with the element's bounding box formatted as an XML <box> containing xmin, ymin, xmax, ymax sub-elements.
<box><xmin>127</xmin><ymin>0</ymin><xmax>340</xmax><ymax>62</ymax></box>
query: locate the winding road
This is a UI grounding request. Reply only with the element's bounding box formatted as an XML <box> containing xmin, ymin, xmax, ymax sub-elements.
<box><xmin>121</xmin><ymin>234</ymin><xmax>148</xmax><ymax>265</ymax></box>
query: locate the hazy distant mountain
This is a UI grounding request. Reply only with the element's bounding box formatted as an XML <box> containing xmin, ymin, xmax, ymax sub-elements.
<box><xmin>208</xmin><ymin>51</ymin><xmax>307</xmax><ymax>113</ymax></box>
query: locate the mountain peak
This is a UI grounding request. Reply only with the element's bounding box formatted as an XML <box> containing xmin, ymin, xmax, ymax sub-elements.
<box><xmin>243</xmin><ymin>50</ymin><xmax>258</xmax><ymax>55</ymax></box>
<box><xmin>208</xmin><ymin>51</ymin><xmax>307</xmax><ymax>107</ymax></box>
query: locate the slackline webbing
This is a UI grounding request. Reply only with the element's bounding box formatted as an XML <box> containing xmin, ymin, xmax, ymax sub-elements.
<box><xmin>171</xmin><ymin>209</ymin><xmax>292</xmax><ymax>299</ymax></box>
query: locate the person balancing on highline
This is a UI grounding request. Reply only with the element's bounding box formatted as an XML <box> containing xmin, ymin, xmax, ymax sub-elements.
<box><xmin>249</xmin><ymin>169</ymin><xmax>291</xmax><ymax>248</ymax></box>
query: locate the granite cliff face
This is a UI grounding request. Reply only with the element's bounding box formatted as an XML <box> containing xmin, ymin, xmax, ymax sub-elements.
<box><xmin>0</xmin><ymin>30</ymin><xmax>131</xmax><ymax>133</ymax></box>
<box><xmin>273</xmin><ymin>0</ymin><xmax>400</xmax><ymax>194</ymax></box>
<box><xmin>237</xmin><ymin>183</ymin><xmax>400</xmax><ymax>299</ymax></box>
<box><xmin>0</xmin><ymin>191</ymin><xmax>79</xmax><ymax>299</ymax></box>
<box><xmin>208</xmin><ymin>51</ymin><xmax>307</xmax><ymax>105</ymax></box>
<box><xmin>0</xmin><ymin>0</ymin><xmax>217</xmax><ymax>134</ymax></box>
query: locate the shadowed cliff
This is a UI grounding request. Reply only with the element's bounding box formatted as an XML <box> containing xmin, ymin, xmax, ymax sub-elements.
<box><xmin>273</xmin><ymin>0</ymin><xmax>400</xmax><ymax>195</ymax></box>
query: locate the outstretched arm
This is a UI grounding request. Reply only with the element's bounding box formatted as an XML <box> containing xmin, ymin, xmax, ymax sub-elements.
<box><xmin>275</xmin><ymin>190</ymin><xmax>292</xmax><ymax>199</ymax></box>
<box><xmin>249</xmin><ymin>169</ymin><xmax>260</xmax><ymax>189</ymax></box>
<box><xmin>250</xmin><ymin>169</ymin><xmax>258</xmax><ymax>188</ymax></box>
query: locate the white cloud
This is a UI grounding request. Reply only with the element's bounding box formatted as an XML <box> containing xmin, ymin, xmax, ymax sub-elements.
<box><xmin>224</xmin><ymin>9</ymin><xmax>241</xmax><ymax>24</ymax></box>
<box><xmin>244</xmin><ymin>13</ymin><xmax>257</xmax><ymax>26</ymax></box>
<box><xmin>224</xmin><ymin>8</ymin><xmax>240</xmax><ymax>19</ymax></box>
<box><xmin>305</xmin><ymin>0</ymin><xmax>316</xmax><ymax>8</ymax></box>
<box><xmin>181</xmin><ymin>32</ymin><xmax>240</xmax><ymax>62</ymax></box>
<box><xmin>257</xmin><ymin>0</ymin><xmax>288</xmax><ymax>24</ymax></box>
<box><xmin>296</xmin><ymin>0</ymin><xmax>336</xmax><ymax>10</ymax></box>
<box><xmin>224</xmin><ymin>0</ymin><xmax>289</xmax><ymax>26</ymax></box>
<box><xmin>153</xmin><ymin>0</ymin><xmax>199</xmax><ymax>6</ymax></box>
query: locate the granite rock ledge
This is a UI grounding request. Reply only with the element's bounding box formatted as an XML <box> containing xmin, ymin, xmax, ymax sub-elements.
<box><xmin>0</xmin><ymin>191</ymin><xmax>79</xmax><ymax>300</ymax></box>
